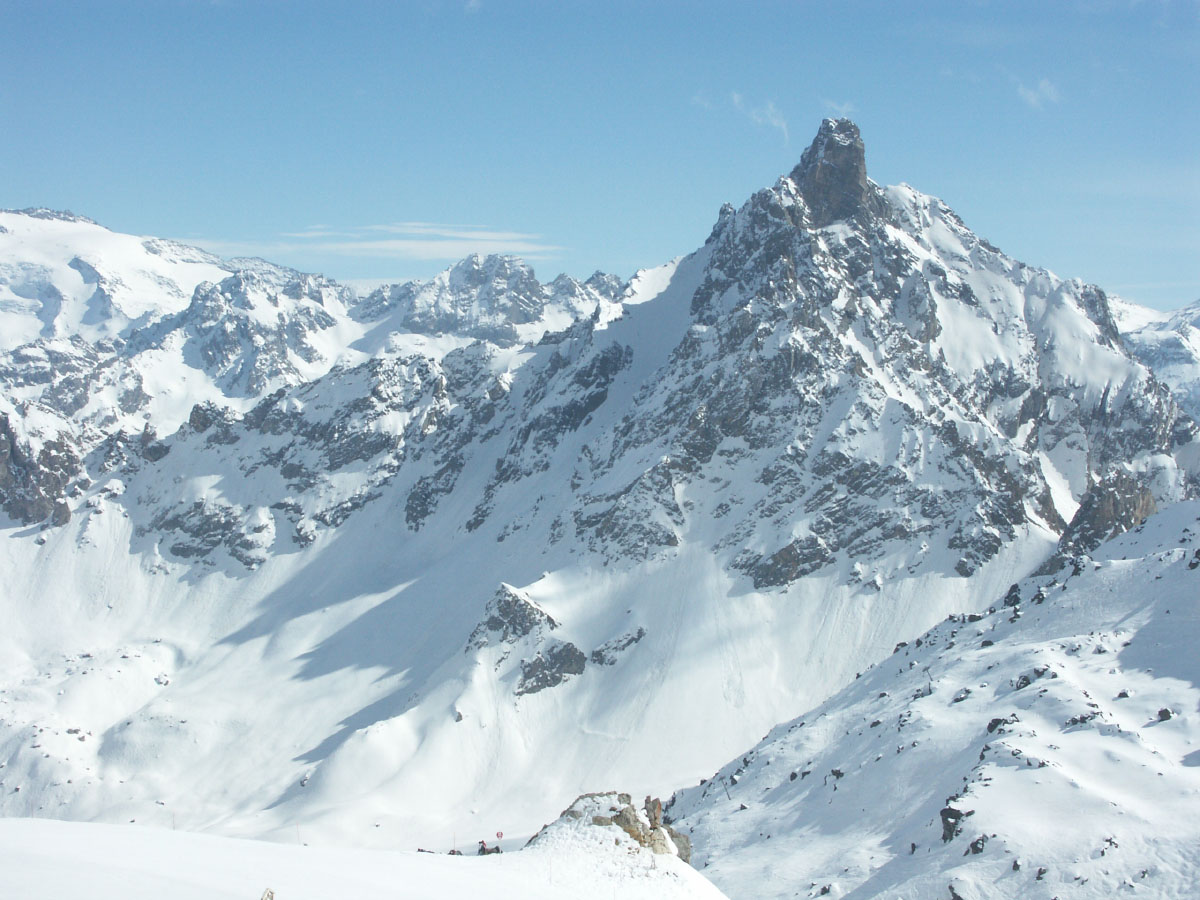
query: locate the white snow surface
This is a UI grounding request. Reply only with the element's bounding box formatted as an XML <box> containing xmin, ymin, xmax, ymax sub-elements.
<box><xmin>671</xmin><ymin>500</ymin><xmax>1200</xmax><ymax>899</ymax></box>
<box><xmin>0</xmin><ymin>799</ymin><xmax>726</xmax><ymax>899</ymax></box>
<box><xmin>0</xmin><ymin>209</ymin><xmax>229</xmax><ymax>349</ymax></box>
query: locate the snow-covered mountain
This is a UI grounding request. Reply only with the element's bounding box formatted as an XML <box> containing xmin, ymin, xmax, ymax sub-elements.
<box><xmin>0</xmin><ymin>209</ymin><xmax>618</xmax><ymax>524</ymax></box>
<box><xmin>1</xmin><ymin>120</ymin><xmax>1196</xmax><ymax>887</ymax></box>
<box><xmin>1113</xmin><ymin>296</ymin><xmax>1200</xmax><ymax>422</ymax></box>
<box><xmin>669</xmin><ymin>499</ymin><xmax>1200</xmax><ymax>900</ymax></box>
<box><xmin>355</xmin><ymin>253</ymin><xmax>625</xmax><ymax>345</ymax></box>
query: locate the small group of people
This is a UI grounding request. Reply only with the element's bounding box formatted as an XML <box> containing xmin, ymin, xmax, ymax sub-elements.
<box><xmin>420</xmin><ymin>838</ymin><xmax>503</xmax><ymax>855</ymax></box>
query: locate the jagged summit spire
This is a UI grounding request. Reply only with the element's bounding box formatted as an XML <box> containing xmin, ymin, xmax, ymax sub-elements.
<box><xmin>789</xmin><ymin>118</ymin><xmax>885</xmax><ymax>227</ymax></box>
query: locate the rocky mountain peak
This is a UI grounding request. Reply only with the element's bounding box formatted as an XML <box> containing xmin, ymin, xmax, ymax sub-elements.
<box><xmin>5</xmin><ymin>207</ymin><xmax>100</xmax><ymax>226</ymax></box>
<box><xmin>789</xmin><ymin>118</ymin><xmax>885</xmax><ymax>227</ymax></box>
<box><xmin>449</xmin><ymin>252</ymin><xmax>536</xmax><ymax>286</ymax></box>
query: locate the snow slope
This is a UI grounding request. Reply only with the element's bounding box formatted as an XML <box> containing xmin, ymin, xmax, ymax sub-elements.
<box><xmin>0</xmin><ymin>209</ymin><xmax>229</xmax><ymax>349</ymax></box>
<box><xmin>0</xmin><ymin>794</ymin><xmax>726</xmax><ymax>900</ymax></box>
<box><xmin>670</xmin><ymin>500</ymin><xmax>1200</xmax><ymax>900</ymax></box>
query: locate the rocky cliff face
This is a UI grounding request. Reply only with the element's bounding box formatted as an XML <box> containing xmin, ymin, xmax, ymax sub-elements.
<box><xmin>789</xmin><ymin>117</ymin><xmax>889</xmax><ymax>227</ymax></box>
<box><xmin>356</xmin><ymin>254</ymin><xmax>625</xmax><ymax>345</ymax></box>
<box><xmin>0</xmin><ymin>412</ymin><xmax>76</xmax><ymax>525</ymax></box>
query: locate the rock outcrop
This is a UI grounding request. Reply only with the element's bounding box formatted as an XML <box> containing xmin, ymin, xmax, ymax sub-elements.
<box><xmin>529</xmin><ymin>792</ymin><xmax>693</xmax><ymax>865</ymax></box>
<box><xmin>790</xmin><ymin>118</ymin><xmax>889</xmax><ymax>227</ymax></box>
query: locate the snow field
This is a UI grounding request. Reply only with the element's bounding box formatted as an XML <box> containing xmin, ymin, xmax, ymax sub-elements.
<box><xmin>0</xmin><ymin>814</ymin><xmax>727</xmax><ymax>900</ymax></box>
<box><xmin>671</xmin><ymin>502</ymin><xmax>1200</xmax><ymax>899</ymax></box>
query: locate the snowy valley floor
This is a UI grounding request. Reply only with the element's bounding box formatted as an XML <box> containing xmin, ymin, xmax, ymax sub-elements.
<box><xmin>0</xmin><ymin>804</ymin><xmax>727</xmax><ymax>900</ymax></box>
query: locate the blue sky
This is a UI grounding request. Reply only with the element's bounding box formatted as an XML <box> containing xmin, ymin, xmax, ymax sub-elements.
<box><xmin>2</xmin><ymin>1</ymin><xmax>1197</xmax><ymax>308</ymax></box>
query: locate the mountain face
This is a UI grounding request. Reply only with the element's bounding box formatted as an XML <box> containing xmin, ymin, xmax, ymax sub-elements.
<box><xmin>355</xmin><ymin>253</ymin><xmax>625</xmax><ymax>344</ymax></box>
<box><xmin>0</xmin><ymin>121</ymin><xmax>1196</xmax><ymax>861</ymax></box>
<box><xmin>1112</xmin><ymin>296</ymin><xmax>1200</xmax><ymax>422</ymax></box>
<box><xmin>669</xmin><ymin>499</ymin><xmax>1200</xmax><ymax>900</ymax></box>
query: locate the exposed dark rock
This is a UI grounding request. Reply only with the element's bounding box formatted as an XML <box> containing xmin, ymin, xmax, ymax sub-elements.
<box><xmin>148</xmin><ymin>500</ymin><xmax>246</xmax><ymax>560</ymax></box>
<box><xmin>516</xmin><ymin>641</ymin><xmax>587</xmax><ymax>695</ymax></box>
<box><xmin>406</xmin><ymin>455</ymin><xmax>464</xmax><ymax>530</ymax></box>
<box><xmin>590</xmin><ymin>628</ymin><xmax>646</xmax><ymax>666</ymax></box>
<box><xmin>468</xmin><ymin>585</ymin><xmax>558</xmax><ymax>649</ymax></box>
<box><xmin>940</xmin><ymin>806</ymin><xmax>972</xmax><ymax>843</ymax></box>
<box><xmin>744</xmin><ymin>535</ymin><xmax>831</xmax><ymax>588</ymax></box>
<box><xmin>789</xmin><ymin>118</ymin><xmax>889</xmax><ymax>228</ymax></box>
<box><xmin>1046</xmin><ymin>470</ymin><xmax>1158</xmax><ymax>569</ymax></box>
<box><xmin>0</xmin><ymin>413</ymin><xmax>79</xmax><ymax>525</ymax></box>
<box><xmin>529</xmin><ymin>792</ymin><xmax>692</xmax><ymax>864</ymax></box>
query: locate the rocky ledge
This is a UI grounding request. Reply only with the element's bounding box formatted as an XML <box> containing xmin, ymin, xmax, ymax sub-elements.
<box><xmin>527</xmin><ymin>791</ymin><xmax>693</xmax><ymax>864</ymax></box>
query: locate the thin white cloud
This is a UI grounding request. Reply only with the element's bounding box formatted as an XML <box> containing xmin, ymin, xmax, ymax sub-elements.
<box><xmin>1017</xmin><ymin>78</ymin><xmax>1061</xmax><ymax>109</ymax></box>
<box><xmin>821</xmin><ymin>98</ymin><xmax>857</xmax><ymax>118</ymax></box>
<box><xmin>464</xmin><ymin>0</ymin><xmax>482</xmax><ymax>12</ymax></box>
<box><xmin>279</xmin><ymin>229</ymin><xmax>362</xmax><ymax>239</ymax></box>
<box><xmin>364</xmin><ymin>222</ymin><xmax>541</xmax><ymax>242</ymax></box>
<box><xmin>750</xmin><ymin>99</ymin><xmax>789</xmax><ymax>143</ymax></box>
<box><xmin>725</xmin><ymin>91</ymin><xmax>788</xmax><ymax>143</ymax></box>
<box><xmin>184</xmin><ymin>222</ymin><xmax>562</xmax><ymax>263</ymax></box>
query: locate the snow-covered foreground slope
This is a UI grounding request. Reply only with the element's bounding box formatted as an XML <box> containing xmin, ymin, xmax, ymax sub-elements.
<box><xmin>0</xmin><ymin>792</ymin><xmax>726</xmax><ymax>900</ymax></box>
<box><xmin>1</xmin><ymin>119</ymin><xmax>1197</xmax><ymax>862</ymax></box>
<box><xmin>670</xmin><ymin>500</ymin><xmax>1200</xmax><ymax>900</ymax></box>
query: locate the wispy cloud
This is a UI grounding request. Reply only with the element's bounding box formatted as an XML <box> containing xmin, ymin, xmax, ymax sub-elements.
<box><xmin>938</xmin><ymin>66</ymin><xmax>982</xmax><ymax>85</ymax></box>
<box><xmin>185</xmin><ymin>222</ymin><xmax>562</xmax><ymax>264</ymax></box>
<box><xmin>908</xmin><ymin>21</ymin><xmax>1030</xmax><ymax>49</ymax></box>
<box><xmin>1017</xmin><ymin>77</ymin><xmax>1061</xmax><ymax>109</ymax></box>
<box><xmin>821</xmin><ymin>98</ymin><xmax>857</xmax><ymax>118</ymax></box>
<box><xmin>362</xmin><ymin>222</ymin><xmax>543</xmax><ymax>242</ymax></box>
<box><xmin>750</xmin><ymin>99</ymin><xmax>789</xmax><ymax>143</ymax></box>
<box><xmin>727</xmin><ymin>92</ymin><xmax>789</xmax><ymax>143</ymax></box>
<box><xmin>464</xmin><ymin>0</ymin><xmax>482</xmax><ymax>12</ymax></box>
<box><xmin>278</xmin><ymin>228</ymin><xmax>361</xmax><ymax>239</ymax></box>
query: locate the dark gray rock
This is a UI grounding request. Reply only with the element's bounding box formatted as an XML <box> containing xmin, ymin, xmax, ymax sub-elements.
<box><xmin>940</xmin><ymin>805</ymin><xmax>972</xmax><ymax>843</ymax></box>
<box><xmin>1046</xmin><ymin>470</ymin><xmax>1159</xmax><ymax>568</ymax></box>
<box><xmin>789</xmin><ymin>118</ymin><xmax>889</xmax><ymax>228</ymax></box>
<box><xmin>0</xmin><ymin>413</ymin><xmax>79</xmax><ymax>525</ymax></box>
<box><xmin>468</xmin><ymin>585</ymin><xmax>559</xmax><ymax>649</ymax></box>
<box><xmin>590</xmin><ymin>628</ymin><xmax>646</xmax><ymax>666</ymax></box>
<box><xmin>516</xmin><ymin>641</ymin><xmax>587</xmax><ymax>696</ymax></box>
